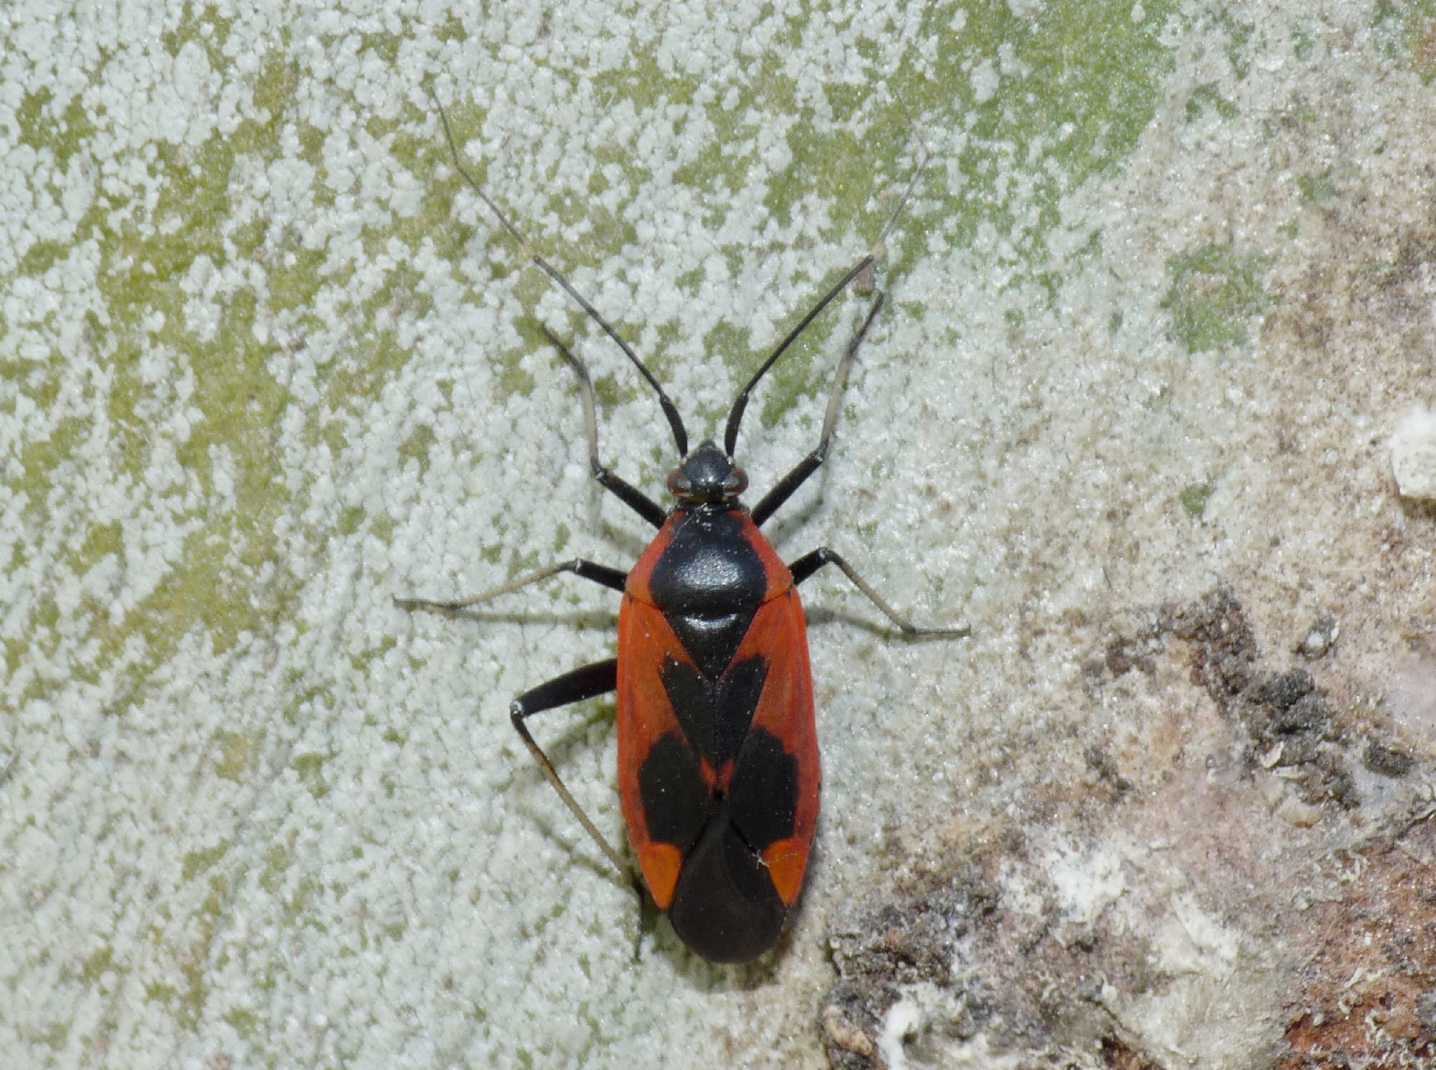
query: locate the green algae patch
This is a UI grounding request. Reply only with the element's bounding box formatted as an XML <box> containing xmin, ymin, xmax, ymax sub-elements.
<box><xmin>293</xmin><ymin>752</ymin><xmax>331</xmax><ymax>799</ymax></box>
<box><xmin>182</xmin><ymin>844</ymin><xmax>231</xmax><ymax>882</ymax></box>
<box><xmin>895</xmin><ymin>1</ymin><xmax>1180</xmax><ymax>278</ymax></box>
<box><xmin>214</xmin><ymin>730</ymin><xmax>257</xmax><ymax>781</ymax></box>
<box><xmin>80</xmin><ymin>946</ymin><xmax>116</xmax><ymax>986</ymax></box>
<box><xmin>1297</xmin><ymin>170</ymin><xmax>1338</xmax><ymax>206</ymax></box>
<box><xmin>1161</xmin><ymin>243</ymin><xmax>1273</xmax><ymax>354</ymax></box>
<box><xmin>1179</xmin><ymin>482</ymin><xmax>1215</xmax><ymax>518</ymax></box>
<box><xmin>1186</xmin><ymin>83</ymin><xmax>1239</xmax><ymax>122</ymax></box>
<box><xmin>1373</xmin><ymin>1</ymin><xmax>1436</xmax><ymax>82</ymax></box>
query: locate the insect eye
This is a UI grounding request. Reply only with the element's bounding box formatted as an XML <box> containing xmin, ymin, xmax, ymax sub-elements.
<box><xmin>667</xmin><ymin>468</ymin><xmax>692</xmax><ymax>497</ymax></box>
<box><xmin>725</xmin><ymin>466</ymin><xmax>748</xmax><ymax>496</ymax></box>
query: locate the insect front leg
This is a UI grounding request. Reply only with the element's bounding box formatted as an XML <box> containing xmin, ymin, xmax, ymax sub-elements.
<box><xmin>540</xmin><ymin>327</ymin><xmax>668</xmax><ymax>529</ymax></box>
<box><xmin>789</xmin><ymin>547</ymin><xmax>970</xmax><ymax>639</ymax></box>
<box><xmin>751</xmin><ymin>294</ymin><xmax>886</xmax><ymax>527</ymax></box>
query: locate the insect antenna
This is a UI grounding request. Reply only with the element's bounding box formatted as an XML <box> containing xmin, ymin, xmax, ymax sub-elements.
<box><xmin>722</xmin><ymin>138</ymin><xmax>932</xmax><ymax>458</ymax></box>
<box><xmin>429</xmin><ymin>90</ymin><xmax>689</xmax><ymax>458</ymax></box>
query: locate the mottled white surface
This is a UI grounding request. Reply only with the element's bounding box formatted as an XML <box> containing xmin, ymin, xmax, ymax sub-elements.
<box><xmin>1392</xmin><ymin>407</ymin><xmax>1436</xmax><ymax>499</ymax></box>
<box><xmin>4</xmin><ymin>1</ymin><xmax>1436</xmax><ymax>1068</ymax></box>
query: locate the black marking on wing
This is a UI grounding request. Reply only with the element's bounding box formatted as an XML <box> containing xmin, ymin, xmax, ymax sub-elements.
<box><xmin>667</xmin><ymin>811</ymin><xmax>786</xmax><ymax>963</ymax></box>
<box><xmin>637</xmin><ymin>732</ymin><xmax>711</xmax><ymax>850</ymax></box>
<box><xmin>727</xmin><ymin>728</ymin><xmax>798</xmax><ymax>851</ymax></box>
<box><xmin>660</xmin><ymin>656</ymin><xmax>769</xmax><ymax>767</ymax></box>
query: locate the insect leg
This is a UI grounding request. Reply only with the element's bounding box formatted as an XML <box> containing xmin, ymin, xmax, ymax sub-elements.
<box><xmin>539</xmin><ymin>327</ymin><xmax>667</xmax><ymax>528</ymax></box>
<box><xmin>751</xmin><ymin>293</ymin><xmax>886</xmax><ymax>527</ymax></box>
<box><xmin>394</xmin><ymin>558</ymin><xmax>626</xmax><ymax>614</ymax></box>
<box><xmin>508</xmin><ymin>659</ymin><xmax>632</xmax><ymax>878</ymax></box>
<box><xmin>789</xmin><ymin>547</ymin><xmax>970</xmax><ymax>638</ymax></box>
<box><xmin>723</xmin><ymin>255</ymin><xmax>875</xmax><ymax>458</ymax></box>
<box><xmin>723</xmin><ymin>138</ymin><xmax>932</xmax><ymax>461</ymax></box>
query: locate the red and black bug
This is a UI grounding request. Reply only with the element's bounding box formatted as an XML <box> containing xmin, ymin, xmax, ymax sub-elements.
<box><xmin>400</xmin><ymin>102</ymin><xmax>968</xmax><ymax>964</ymax></box>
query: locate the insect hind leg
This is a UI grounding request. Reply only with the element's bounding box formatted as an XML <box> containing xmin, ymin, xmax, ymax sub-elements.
<box><xmin>508</xmin><ymin>659</ymin><xmax>634</xmax><ymax>880</ymax></box>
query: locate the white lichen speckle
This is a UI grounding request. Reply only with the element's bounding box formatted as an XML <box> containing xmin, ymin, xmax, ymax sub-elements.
<box><xmin>1390</xmin><ymin>406</ymin><xmax>1436</xmax><ymax>500</ymax></box>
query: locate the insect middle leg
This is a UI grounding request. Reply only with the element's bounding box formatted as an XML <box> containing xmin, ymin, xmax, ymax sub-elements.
<box><xmin>394</xmin><ymin>558</ymin><xmax>626</xmax><ymax>613</ymax></box>
<box><xmin>789</xmin><ymin>547</ymin><xmax>970</xmax><ymax>639</ymax></box>
<box><xmin>751</xmin><ymin>293</ymin><xmax>887</xmax><ymax>527</ymax></box>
